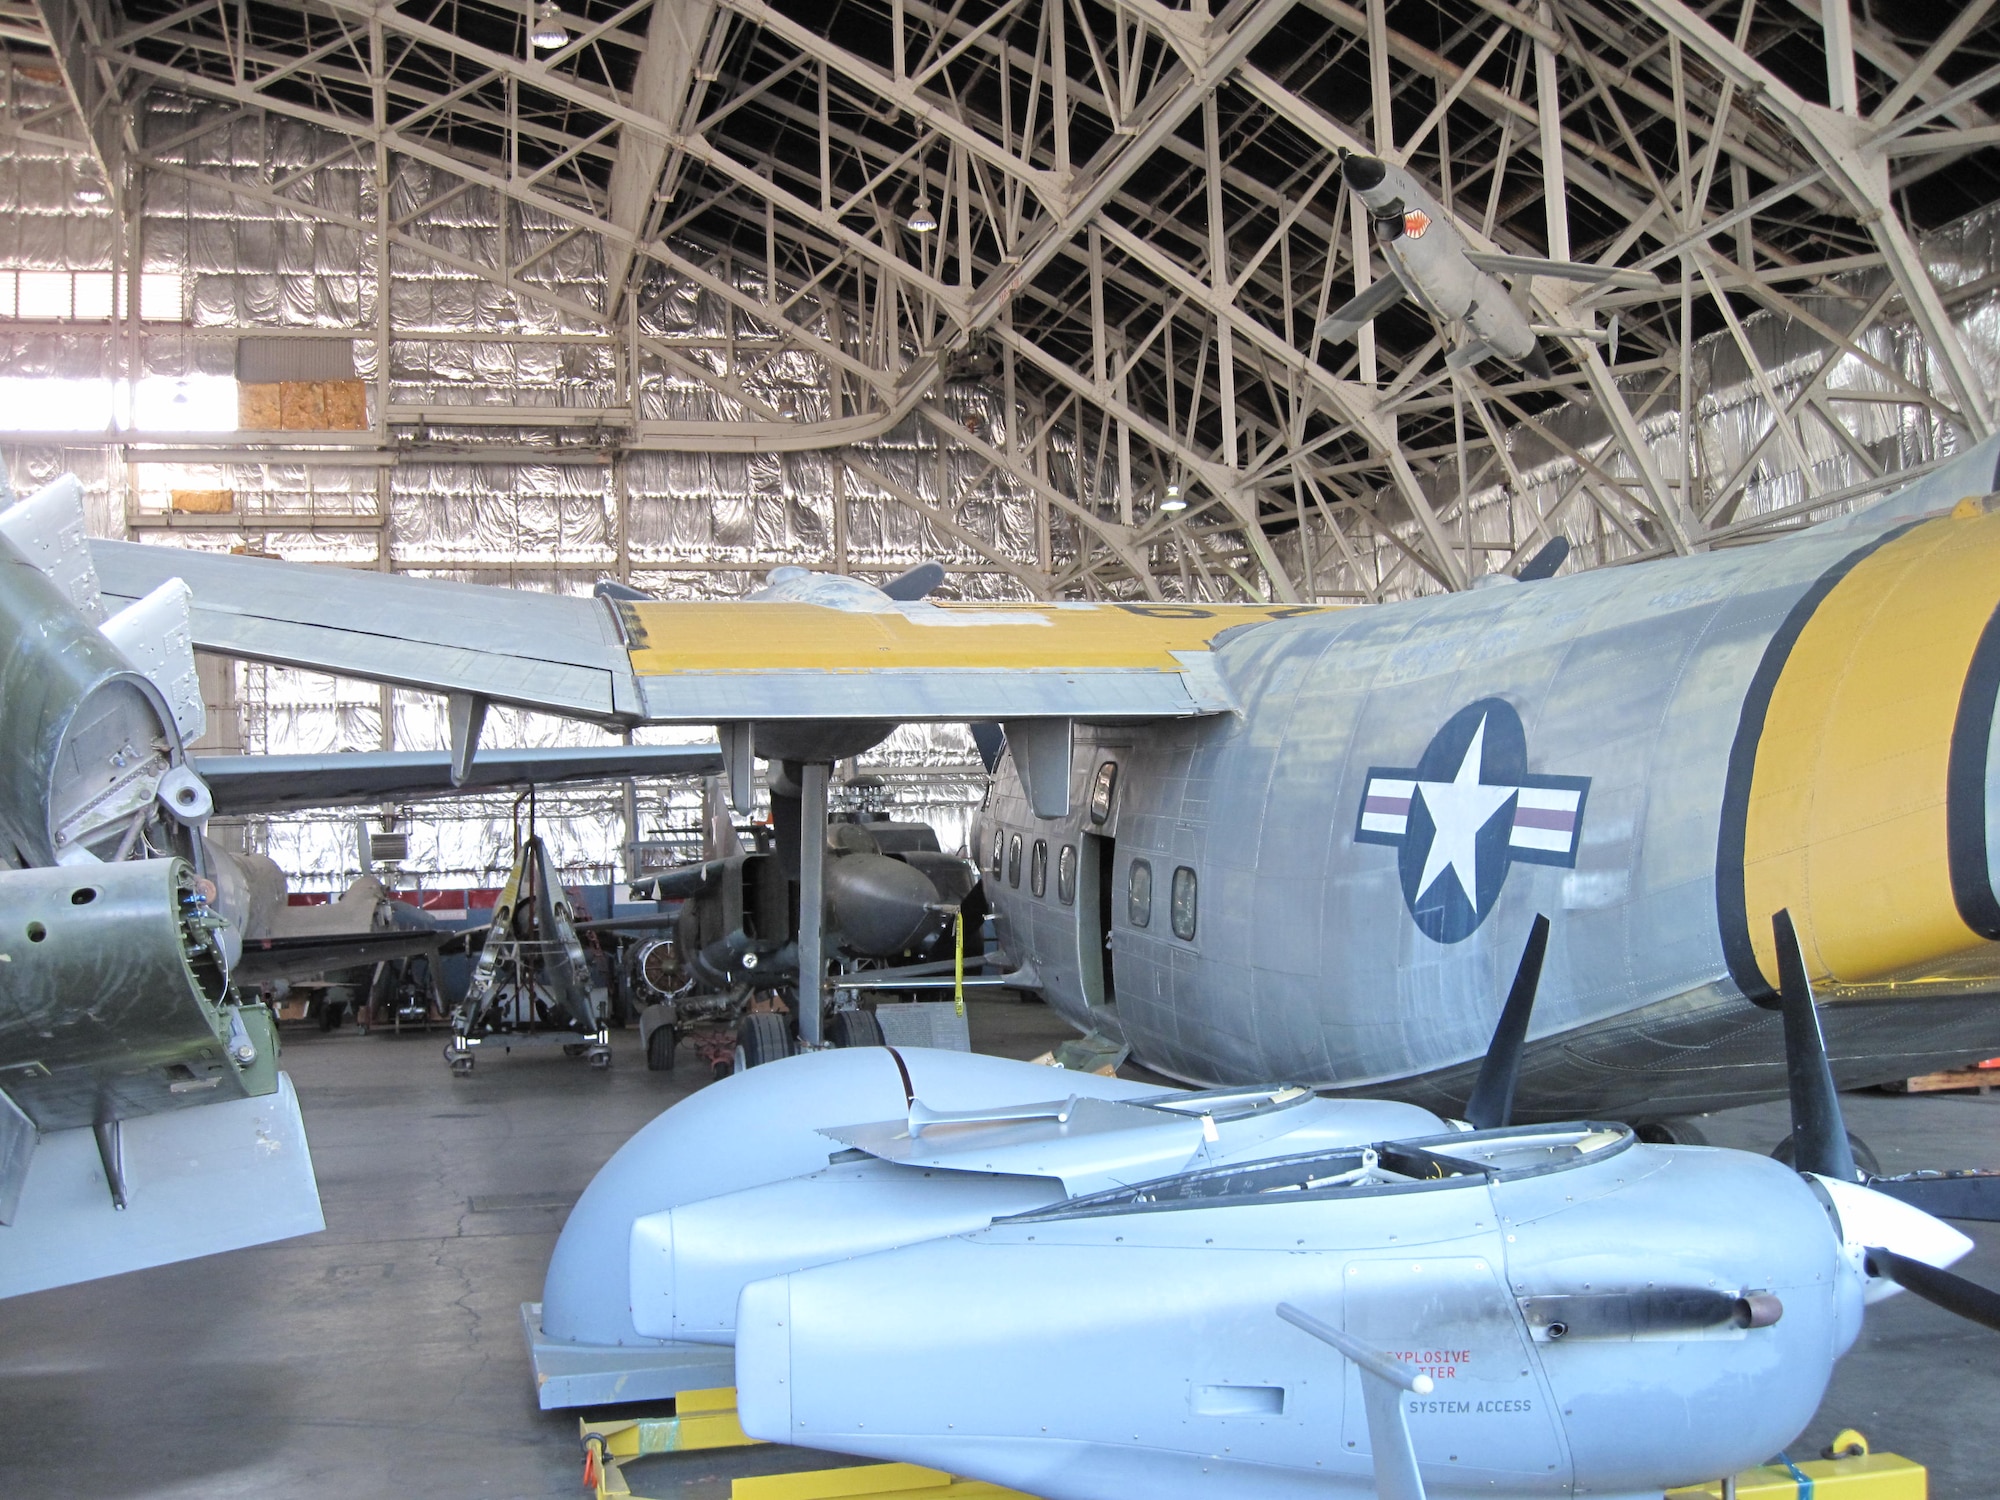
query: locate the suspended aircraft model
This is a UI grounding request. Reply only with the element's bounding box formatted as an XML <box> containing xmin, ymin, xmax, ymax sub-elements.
<box><xmin>1316</xmin><ymin>152</ymin><xmax>1661</xmax><ymax>376</ymax></box>
<box><xmin>0</xmin><ymin>473</ymin><xmax>718</xmax><ymax>1299</ymax></box>
<box><xmin>86</xmin><ymin>434</ymin><xmax>2000</xmax><ymax>1130</ymax></box>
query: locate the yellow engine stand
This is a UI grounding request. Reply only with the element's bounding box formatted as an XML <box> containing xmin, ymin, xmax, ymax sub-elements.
<box><xmin>1668</xmin><ymin>1433</ymin><xmax>1925</xmax><ymax>1500</ymax></box>
<box><xmin>579</xmin><ymin>1388</ymin><xmax>1032</xmax><ymax>1500</ymax></box>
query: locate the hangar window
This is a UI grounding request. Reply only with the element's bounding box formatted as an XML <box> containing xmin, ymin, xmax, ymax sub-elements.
<box><xmin>1030</xmin><ymin>839</ymin><xmax>1048</xmax><ymax>897</ymax></box>
<box><xmin>1057</xmin><ymin>845</ymin><xmax>1076</xmax><ymax>906</ymax></box>
<box><xmin>1128</xmin><ymin>858</ymin><xmax>1152</xmax><ymax>928</ymax></box>
<box><xmin>1089</xmin><ymin>762</ymin><xmax>1118</xmax><ymax>824</ymax></box>
<box><xmin>1008</xmin><ymin>834</ymin><xmax>1022</xmax><ymax>888</ymax></box>
<box><xmin>990</xmin><ymin>828</ymin><xmax>1004</xmax><ymax>876</ymax></box>
<box><xmin>1171</xmin><ymin>866</ymin><xmax>1198</xmax><ymax>941</ymax></box>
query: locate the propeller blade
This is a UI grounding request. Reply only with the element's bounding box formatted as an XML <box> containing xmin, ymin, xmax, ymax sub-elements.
<box><xmin>1463</xmin><ymin>913</ymin><xmax>1550</xmax><ymax>1130</ymax></box>
<box><xmin>881</xmin><ymin>562</ymin><xmax>946</xmax><ymax>601</ymax></box>
<box><xmin>1515</xmin><ymin>536</ymin><xmax>1570</xmax><ymax>582</ymax></box>
<box><xmin>1864</xmin><ymin>1246</ymin><xmax>2000</xmax><ymax>1333</ymax></box>
<box><xmin>1772</xmin><ymin>908</ymin><xmax>1859</xmax><ymax>1182</ymax></box>
<box><xmin>593</xmin><ymin>578</ymin><xmax>652</xmax><ymax>601</ymax></box>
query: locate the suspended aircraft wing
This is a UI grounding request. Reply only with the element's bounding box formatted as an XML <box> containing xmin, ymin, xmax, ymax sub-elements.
<box><xmin>90</xmin><ymin>540</ymin><xmax>1322</xmax><ymax>725</ymax></box>
<box><xmin>231</xmin><ymin>927</ymin><xmax>465</xmax><ymax>986</ymax></box>
<box><xmin>193</xmin><ymin>743</ymin><xmax>724</xmax><ymax>815</ymax></box>
<box><xmin>1464</xmin><ymin>251</ymin><xmax>1663</xmax><ymax>290</ymax></box>
<box><xmin>1314</xmin><ymin>271</ymin><xmax>1409</xmax><ymax>343</ymax></box>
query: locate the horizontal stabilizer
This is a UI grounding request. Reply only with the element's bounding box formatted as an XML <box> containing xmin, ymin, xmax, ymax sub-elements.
<box><xmin>1316</xmin><ymin>272</ymin><xmax>1408</xmax><ymax>344</ymax></box>
<box><xmin>1466</xmin><ymin>252</ymin><xmax>1663</xmax><ymax>291</ymax></box>
<box><xmin>0</xmin><ymin>1073</ymin><xmax>323</xmax><ymax>1299</ymax></box>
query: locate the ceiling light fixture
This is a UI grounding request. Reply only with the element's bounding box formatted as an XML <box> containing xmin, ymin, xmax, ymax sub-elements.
<box><xmin>531</xmin><ymin>1</ymin><xmax>570</xmax><ymax>51</ymax></box>
<box><xmin>75</xmin><ymin>180</ymin><xmax>107</xmax><ymax>205</ymax></box>
<box><xmin>906</xmin><ymin>198</ymin><xmax>938</xmax><ymax>234</ymax></box>
<box><xmin>1160</xmin><ymin>482</ymin><xmax>1186</xmax><ymax>513</ymax></box>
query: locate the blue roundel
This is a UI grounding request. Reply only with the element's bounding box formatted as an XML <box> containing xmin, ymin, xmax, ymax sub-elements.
<box><xmin>1353</xmin><ymin>698</ymin><xmax>1590</xmax><ymax>944</ymax></box>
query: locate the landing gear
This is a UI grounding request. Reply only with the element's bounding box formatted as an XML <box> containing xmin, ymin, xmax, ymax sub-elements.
<box><xmin>826</xmin><ymin>1009</ymin><xmax>884</xmax><ymax>1048</ymax></box>
<box><xmin>586</xmin><ymin>1044</ymin><xmax>612</xmax><ymax>1070</ymax></box>
<box><xmin>446</xmin><ymin>1044</ymin><xmax>474</xmax><ymax>1075</ymax></box>
<box><xmin>1634</xmin><ymin>1119</ymin><xmax>1708</xmax><ymax>1146</ymax></box>
<box><xmin>1772</xmin><ymin>1129</ymin><xmax>1880</xmax><ymax>1176</ymax></box>
<box><xmin>645</xmin><ymin>1025</ymin><xmax>679</xmax><ymax>1072</ymax></box>
<box><xmin>733</xmin><ymin>1012</ymin><xmax>796</xmax><ymax>1073</ymax></box>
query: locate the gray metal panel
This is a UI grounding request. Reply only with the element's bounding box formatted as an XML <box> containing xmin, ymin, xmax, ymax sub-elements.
<box><xmin>91</xmin><ymin>540</ymin><xmax>640</xmax><ymax>720</ymax></box>
<box><xmin>521</xmin><ymin>1303</ymin><xmax>735</xmax><ymax>1410</ymax></box>
<box><xmin>636</xmin><ymin>669</ymin><xmax>1214</xmax><ymax>723</ymax></box>
<box><xmin>0</xmin><ymin>1073</ymin><xmax>323</xmax><ymax>1299</ymax></box>
<box><xmin>194</xmin><ymin>743</ymin><xmax>723</xmax><ymax>814</ymax></box>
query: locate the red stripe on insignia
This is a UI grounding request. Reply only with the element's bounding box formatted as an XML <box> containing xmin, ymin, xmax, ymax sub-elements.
<box><xmin>1365</xmin><ymin>796</ymin><xmax>1411</xmax><ymax>816</ymax></box>
<box><xmin>1512</xmin><ymin>807</ymin><xmax>1575</xmax><ymax>831</ymax></box>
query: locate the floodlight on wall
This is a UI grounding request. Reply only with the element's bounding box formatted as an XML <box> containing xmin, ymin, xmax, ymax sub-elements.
<box><xmin>1160</xmin><ymin>482</ymin><xmax>1187</xmax><ymax>513</ymax></box>
<box><xmin>906</xmin><ymin>198</ymin><xmax>938</xmax><ymax>233</ymax></box>
<box><xmin>531</xmin><ymin>1</ymin><xmax>570</xmax><ymax>51</ymax></box>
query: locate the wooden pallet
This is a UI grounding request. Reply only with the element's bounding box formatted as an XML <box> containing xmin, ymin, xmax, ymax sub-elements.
<box><xmin>1888</xmin><ymin>1061</ymin><xmax>2000</xmax><ymax>1094</ymax></box>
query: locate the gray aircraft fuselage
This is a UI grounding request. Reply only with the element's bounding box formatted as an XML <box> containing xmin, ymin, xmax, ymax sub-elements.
<box><xmin>979</xmin><ymin>440</ymin><xmax>2000</xmax><ymax>1119</ymax></box>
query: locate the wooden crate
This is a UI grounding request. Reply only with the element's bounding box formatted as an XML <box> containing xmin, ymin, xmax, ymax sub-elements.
<box><xmin>169</xmin><ymin>489</ymin><xmax>234</xmax><ymax>514</ymax></box>
<box><xmin>237</xmin><ymin>381</ymin><xmax>282</xmax><ymax>429</ymax></box>
<box><xmin>278</xmin><ymin>379</ymin><xmax>326</xmax><ymax>429</ymax></box>
<box><xmin>323</xmin><ymin>377</ymin><xmax>368</xmax><ymax>429</ymax></box>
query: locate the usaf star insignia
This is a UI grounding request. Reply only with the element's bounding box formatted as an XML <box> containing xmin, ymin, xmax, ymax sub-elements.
<box><xmin>1355</xmin><ymin>697</ymin><xmax>1590</xmax><ymax>944</ymax></box>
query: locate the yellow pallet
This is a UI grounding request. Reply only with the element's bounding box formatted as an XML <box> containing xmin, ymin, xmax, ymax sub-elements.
<box><xmin>579</xmin><ymin>1387</ymin><xmax>1032</xmax><ymax>1500</ymax></box>
<box><xmin>1669</xmin><ymin>1450</ymin><xmax>1925</xmax><ymax>1500</ymax></box>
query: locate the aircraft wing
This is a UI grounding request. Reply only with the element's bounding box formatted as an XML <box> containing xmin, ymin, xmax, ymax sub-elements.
<box><xmin>231</xmin><ymin>928</ymin><xmax>463</xmax><ymax>985</ymax></box>
<box><xmin>1315</xmin><ymin>272</ymin><xmax>1408</xmax><ymax>344</ymax></box>
<box><xmin>91</xmin><ymin>541</ymin><xmax>1321</xmax><ymax>724</ymax></box>
<box><xmin>193</xmin><ymin>744</ymin><xmax>724</xmax><ymax>815</ymax></box>
<box><xmin>1465</xmin><ymin>252</ymin><xmax>1662</xmax><ymax>290</ymax></box>
<box><xmin>92</xmin><ymin>540</ymin><xmax>640</xmax><ymax>721</ymax></box>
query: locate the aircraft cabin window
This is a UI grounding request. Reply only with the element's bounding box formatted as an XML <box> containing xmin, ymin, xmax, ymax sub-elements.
<box><xmin>990</xmin><ymin>828</ymin><xmax>1004</xmax><ymax>876</ymax></box>
<box><xmin>1171</xmin><ymin>866</ymin><xmax>1198</xmax><ymax>941</ymax></box>
<box><xmin>1030</xmin><ymin>839</ymin><xmax>1048</xmax><ymax>897</ymax></box>
<box><xmin>1057</xmin><ymin>844</ymin><xmax>1076</xmax><ymax>906</ymax></box>
<box><xmin>1008</xmin><ymin>834</ymin><xmax>1022</xmax><ymax>888</ymax></box>
<box><xmin>1128</xmin><ymin>858</ymin><xmax>1152</xmax><ymax>928</ymax></box>
<box><xmin>1089</xmin><ymin>762</ymin><xmax>1118</xmax><ymax>825</ymax></box>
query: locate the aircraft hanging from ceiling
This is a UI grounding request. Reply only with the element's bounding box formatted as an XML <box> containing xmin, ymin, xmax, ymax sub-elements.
<box><xmin>0</xmin><ymin>475</ymin><xmax>721</xmax><ymax>1298</ymax></box>
<box><xmin>1316</xmin><ymin>152</ymin><xmax>1662</xmax><ymax>376</ymax></box>
<box><xmin>88</xmin><ymin>437</ymin><xmax>2000</xmax><ymax>1124</ymax></box>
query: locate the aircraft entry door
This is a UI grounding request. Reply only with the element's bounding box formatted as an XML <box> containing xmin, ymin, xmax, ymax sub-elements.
<box><xmin>1078</xmin><ymin>832</ymin><xmax>1115</xmax><ymax>1009</ymax></box>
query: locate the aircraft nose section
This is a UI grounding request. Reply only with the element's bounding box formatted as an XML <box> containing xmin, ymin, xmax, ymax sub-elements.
<box><xmin>1343</xmin><ymin>153</ymin><xmax>1388</xmax><ymax>190</ymax></box>
<box><xmin>1813</xmin><ymin>1175</ymin><xmax>1973</xmax><ymax>1303</ymax></box>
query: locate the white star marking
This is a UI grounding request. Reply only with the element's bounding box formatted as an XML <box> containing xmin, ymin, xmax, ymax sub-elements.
<box><xmin>1412</xmin><ymin>717</ymin><xmax>1517</xmax><ymax>908</ymax></box>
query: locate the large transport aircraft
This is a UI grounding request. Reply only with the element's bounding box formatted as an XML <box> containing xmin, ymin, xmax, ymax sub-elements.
<box><xmin>91</xmin><ymin>437</ymin><xmax>2000</xmax><ymax>1121</ymax></box>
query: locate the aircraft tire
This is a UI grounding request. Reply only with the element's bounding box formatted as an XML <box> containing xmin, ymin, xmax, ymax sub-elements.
<box><xmin>646</xmin><ymin>1025</ymin><xmax>678</xmax><ymax>1072</ymax></box>
<box><xmin>826</xmin><ymin>1009</ymin><xmax>885</xmax><ymax>1048</ymax></box>
<box><xmin>1770</xmin><ymin>1129</ymin><xmax>1881</xmax><ymax>1177</ymax></box>
<box><xmin>733</xmin><ymin>1013</ymin><xmax>795</xmax><ymax>1072</ymax></box>
<box><xmin>1634</xmin><ymin>1119</ymin><xmax>1708</xmax><ymax>1146</ymax></box>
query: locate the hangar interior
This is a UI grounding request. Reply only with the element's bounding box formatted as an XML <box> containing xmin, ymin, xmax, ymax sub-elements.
<box><xmin>4</xmin><ymin>0</ymin><xmax>2000</xmax><ymax>1496</ymax></box>
<box><xmin>7</xmin><ymin>0</ymin><xmax>2000</xmax><ymax>887</ymax></box>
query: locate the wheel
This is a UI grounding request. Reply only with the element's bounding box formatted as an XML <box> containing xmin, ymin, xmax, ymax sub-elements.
<box><xmin>733</xmin><ymin>1012</ymin><xmax>795</xmax><ymax>1072</ymax></box>
<box><xmin>587</xmin><ymin>1046</ymin><xmax>612</xmax><ymax>1070</ymax></box>
<box><xmin>562</xmin><ymin>1043</ymin><xmax>589</xmax><ymax>1058</ymax></box>
<box><xmin>448</xmin><ymin>1053</ymin><xmax>474</xmax><ymax>1075</ymax></box>
<box><xmin>1771</xmin><ymin>1129</ymin><xmax>1881</xmax><ymax>1177</ymax></box>
<box><xmin>826</xmin><ymin>1009</ymin><xmax>885</xmax><ymax>1048</ymax></box>
<box><xmin>645</xmin><ymin>1025</ymin><xmax>678</xmax><ymax>1072</ymax></box>
<box><xmin>1634</xmin><ymin>1119</ymin><xmax>1708</xmax><ymax>1146</ymax></box>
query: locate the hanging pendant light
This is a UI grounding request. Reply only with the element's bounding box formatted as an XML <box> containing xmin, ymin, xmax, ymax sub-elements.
<box><xmin>1160</xmin><ymin>482</ymin><xmax>1186</xmax><ymax>513</ymax></box>
<box><xmin>531</xmin><ymin>0</ymin><xmax>570</xmax><ymax>51</ymax></box>
<box><xmin>906</xmin><ymin>197</ymin><xmax>938</xmax><ymax>234</ymax></box>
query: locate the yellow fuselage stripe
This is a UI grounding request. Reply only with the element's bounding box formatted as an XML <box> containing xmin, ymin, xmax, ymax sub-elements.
<box><xmin>1742</xmin><ymin>508</ymin><xmax>2000</xmax><ymax>988</ymax></box>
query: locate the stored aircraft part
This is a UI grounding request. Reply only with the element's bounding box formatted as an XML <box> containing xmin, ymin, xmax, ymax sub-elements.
<box><xmin>0</xmin><ymin>857</ymin><xmax>256</xmax><ymax>1133</ymax></box>
<box><xmin>1461</xmin><ymin>913</ymin><xmax>1548</xmax><ymax>1129</ymax></box>
<box><xmin>828</xmin><ymin>853</ymin><xmax>950</xmax><ymax>958</ymax></box>
<box><xmin>0</xmin><ymin>1072</ymin><xmax>323</xmax><ymax>1300</ymax></box>
<box><xmin>99</xmin><ymin>579</ymin><xmax>204</xmax><ymax>745</ymax></box>
<box><xmin>520</xmin><ymin>1301</ymin><xmax>734</xmax><ymax>1412</ymax></box>
<box><xmin>191</xmin><ymin>743</ymin><xmax>723</xmax><ymax>815</ymax></box>
<box><xmin>451</xmin><ymin>833</ymin><xmax>602</xmax><ymax>1060</ymax></box>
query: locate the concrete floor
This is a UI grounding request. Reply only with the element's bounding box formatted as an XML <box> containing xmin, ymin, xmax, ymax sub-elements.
<box><xmin>0</xmin><ymin>1000</ymin><xmax>1994</xmax><ymax>1498</ymax></box>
